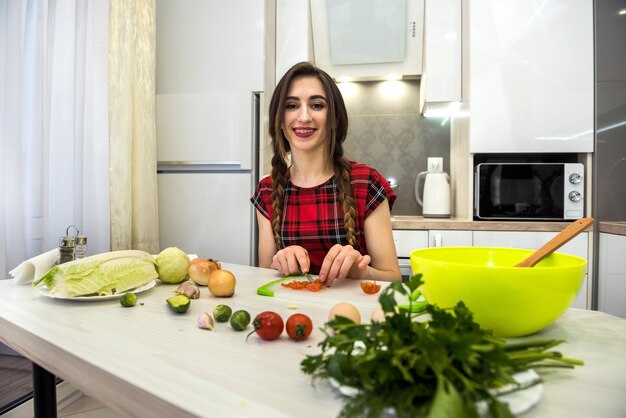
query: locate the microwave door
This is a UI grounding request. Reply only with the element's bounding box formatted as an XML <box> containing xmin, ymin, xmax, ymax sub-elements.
<box><xmin>475</xmin><ymin>163</ymin><xmax>564</xmax><ymax>221</ymax></box>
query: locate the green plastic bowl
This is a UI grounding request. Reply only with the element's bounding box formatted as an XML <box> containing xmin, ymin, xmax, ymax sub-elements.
<box><xmin>410</xmin><ymin>247</ymin><xmax>586</xmax><ymax>338</ymax></box>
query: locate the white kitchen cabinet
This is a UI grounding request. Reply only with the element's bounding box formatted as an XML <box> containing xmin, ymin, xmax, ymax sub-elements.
<box><xmin>467</xmin><ymin>0</ymin><xmax>593</xmax><ymax>153</ymax></box>
<box><xmin>420</xmin><ymin>0</ymin><xmax>462</xmax><ymax>116</ymax></box>
<box><xmin>428</xmin><ymin>230</ymin><xmax>472</xmax><ymax>247</ymax></box>
<box><xmin>598</xmin><ymin>233</ymin><xmax>626</xmax><ymax>318</ymax></box>
<box><xmin>276</xmin><ymin>0</ymin><xmax>313</xmax><ymax>81</ymax></box>
<box><xmin>473</xmin><ymin>230</ymin><xmax>590</xmax><ymax>309</ymax></box>
<box><xmin>393</xmin><ymin>230</ymin><xmax>471</xmax><ymax>277</ymax></box>
<box><xmin>156</xmin><ymin>0</ymin><xmax>264</xmax><ymax>93</ymax></box>
<box><xmin>393</xmin><ymin>230</ymin><xmax>428</xmax><ymax>277</ymax></box>
<box><xmin>393</xmin><ymin>230</ymin><xmax>429</xmax><ymax>257</ymax></box>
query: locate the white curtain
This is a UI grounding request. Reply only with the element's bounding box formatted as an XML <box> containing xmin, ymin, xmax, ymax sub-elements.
<box><xmin>0</xmin><ymin>0</ymin><xmax>111</xmax><ymax>278</ymax></box>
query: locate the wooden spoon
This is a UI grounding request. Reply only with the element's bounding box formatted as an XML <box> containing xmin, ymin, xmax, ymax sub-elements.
<box><xmin>515</xmin><ymin>217</ymin><xmax>594</xmax><ymax>267</ymax></box>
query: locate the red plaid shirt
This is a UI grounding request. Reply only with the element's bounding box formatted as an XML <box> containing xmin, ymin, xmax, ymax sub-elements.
<box><xmin>251</xmin><ymin>161</ymin><xmax>396</xmax><ymax>274</ymax></box>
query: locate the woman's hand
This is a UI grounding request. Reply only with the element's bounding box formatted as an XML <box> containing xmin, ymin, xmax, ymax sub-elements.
<box><xmin>271</xmin><ymin>245</ymin><xmax>310</xmax><ymax>276</ymax></box>
<box><xmin>318</xmin><ymin>244</ymin><xmax>371</xmax><ymax>287</ymax></box>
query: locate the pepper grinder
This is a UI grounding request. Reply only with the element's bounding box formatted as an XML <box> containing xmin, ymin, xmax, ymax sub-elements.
<box><xmin>58</xmin><ymin>236</ymin><xmax>76</xmax><ymax>264</ymax></box>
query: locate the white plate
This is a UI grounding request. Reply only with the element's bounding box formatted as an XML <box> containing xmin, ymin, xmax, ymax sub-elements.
<box><xmin>329</xmin><ymin>369</ymin><xmax>543</xmax><ymax>416</ymax></box>
<box><xmin>37</xmin><ymin>280</ymin><xmax>157</xmax><ymax>301</ymax></box>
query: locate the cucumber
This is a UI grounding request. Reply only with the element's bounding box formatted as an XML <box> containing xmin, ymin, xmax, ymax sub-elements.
<box><xmin>166</xmin><ymin>294</ymin><xmax>191</xmax><ymax>313</ymax></box>
<box><xmin>230</xmin><ymin>310</ymin><xmax>251</xmax><ymax>331</ymax></box>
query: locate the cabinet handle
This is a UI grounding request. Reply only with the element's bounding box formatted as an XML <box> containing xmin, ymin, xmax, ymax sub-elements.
<box><xmin>433</xmin><ymin>234</ymin><xmax>442</xmax><ymax>247</ymax></box>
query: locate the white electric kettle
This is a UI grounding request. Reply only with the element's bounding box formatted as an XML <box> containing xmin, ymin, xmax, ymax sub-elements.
<box><xmin>415</xmin><ymin>157</ymin><xmax>451</xmax><ymax>218</ymax></box>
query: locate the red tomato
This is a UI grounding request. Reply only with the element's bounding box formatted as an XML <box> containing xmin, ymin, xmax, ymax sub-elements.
<box><xmin>286</xmin><ymin>313</ymin><xmax>313</xmax><ymax>341</ymax></box>
<box><xmin>248</xmin><ymin>311</ymin><xmax>284</xmax><ymax>341</ymax></box>
<box><xmin>360</xmin><ymin>281</ymin><xmax>381</xmax><ymax>295</ymax></box>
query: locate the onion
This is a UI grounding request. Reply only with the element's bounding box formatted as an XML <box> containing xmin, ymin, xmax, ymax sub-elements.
<box><xmin>208</xmin><ymin>269</ymin><xmax>236</xmax><ymax>297</ymax></box>
<box><xmin>188</xmin><ymin>258</ymin><xmax>221</xmax><ymax>286</ymax></box>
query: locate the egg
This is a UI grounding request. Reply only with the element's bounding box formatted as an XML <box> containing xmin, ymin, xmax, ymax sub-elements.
<box><xmin>328</xmin><ymin>302</ymin><xmax>361</xmax><ymax>324</ymax></box>
<box><xmin>370</xmin><ymin>305</ymin><xmax>386</xmax><ymax>324</ymax></box>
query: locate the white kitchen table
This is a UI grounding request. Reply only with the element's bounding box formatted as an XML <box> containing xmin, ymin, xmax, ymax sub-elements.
<box><xmin>1</xmin><ymin>263</ymin><xmax>625</xmax><ymax>418</ymax></box>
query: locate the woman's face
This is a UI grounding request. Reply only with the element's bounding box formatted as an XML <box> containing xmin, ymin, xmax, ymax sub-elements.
<box><xmin>282</xmin><ymin>76</ymin><xmax>328</xmax><ymax>154</ymax></box>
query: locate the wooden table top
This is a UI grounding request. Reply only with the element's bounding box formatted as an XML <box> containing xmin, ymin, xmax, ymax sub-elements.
<box><xmin>1</xmin><ymin>263</ymin><xmax>625</xmax><ymax>417</ymax></box>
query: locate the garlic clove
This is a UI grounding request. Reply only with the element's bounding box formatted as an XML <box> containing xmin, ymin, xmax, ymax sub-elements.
<box><xmin>176</xmin><ymin>279</ymin><xmax>201</xmax><ymax>299</ymax></box>
<box><xmin>197</xmin><ymin>312</ymin><xmax>214</xmax><ymax>330</ymax></box>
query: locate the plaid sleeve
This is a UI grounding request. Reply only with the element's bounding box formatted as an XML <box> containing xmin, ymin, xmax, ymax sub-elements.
<box><xmin>364</xmin><ymin>168</ymin><xmax>397</xmax><ymax>218</ymax></box>
<box><xmin>250</xmin><ymin>176</ymin><xmax>273</xmax><ymax>220</ymax></box>
<box><xmin>350</xmin><ymin>162</ymin><xmax>396</xmax><ymax>219</ymax></box>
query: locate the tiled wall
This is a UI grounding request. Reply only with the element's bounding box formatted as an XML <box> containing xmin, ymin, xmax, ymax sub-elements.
<box><xmin>340</xmin><ymin>80</ymin><xmax>450</xmax><ymax>216</ymax></box>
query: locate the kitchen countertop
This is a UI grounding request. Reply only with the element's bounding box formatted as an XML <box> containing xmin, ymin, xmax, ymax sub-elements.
<box><xmin>1</xmin><ymin>264</ymin><xmax>626</xmax><ymax>418</ymax></box>
<box><xmin>391</xmin><ymin>216</ymin><xmax>600</xmax><ymax>233</ymax></box>
<box><xmin>599</xmin><ymin>221</ymin><xmax>626</xmax><ymax>236</ymax></box>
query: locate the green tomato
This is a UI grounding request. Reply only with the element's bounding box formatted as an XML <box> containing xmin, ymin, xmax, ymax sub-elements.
<box><xmin>230</xmin><ymin>310</ymin><xmax>251</xmax><ymax>331</ymax></box>
<box><xmin>213</xmin><ymin>304</ymin><xmax>233</xmax><ymax>322</ymax></box>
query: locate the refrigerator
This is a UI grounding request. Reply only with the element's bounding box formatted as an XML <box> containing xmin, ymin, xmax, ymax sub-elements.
<box><xmin>155</xmin><ymin>0</ymin><xmax>265</xmax><ymax>266</ymax></box>
<box><xmin>156</xmin><ymin>92</ymin><xmax>260</xmax><ymax>266</ymax></box>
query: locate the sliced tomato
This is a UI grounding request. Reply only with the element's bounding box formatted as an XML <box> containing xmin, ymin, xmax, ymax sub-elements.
<box><xmin>360</xmin><ymin>281</ymin><xmax>381</xmax><ymax>295</ymax></box>
<box><xmin>281</xmin><ymin>279</ymin><xmax>324</xmax><ymax>292</ymax></box>
<box><xmin>281</xmin><ymin>280</ymin><xmax>307</xmax><ymax>290</ymax></box>
<box><xmin>306</xmin><ymin>282</ymin><xmax>322</xmax><ymax>292</ymax></box>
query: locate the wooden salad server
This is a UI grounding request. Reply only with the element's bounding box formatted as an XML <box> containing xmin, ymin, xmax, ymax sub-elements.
<box><xmin>515</xmin><ymin>217</ymin><xmax>594</xmax><ymax>267</ymax></box>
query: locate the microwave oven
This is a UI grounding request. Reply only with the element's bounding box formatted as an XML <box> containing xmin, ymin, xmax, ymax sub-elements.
<box><xmin>474</xmin><ymin>163</ymin><xmax>585</xmax><ymax>221</ymax></box>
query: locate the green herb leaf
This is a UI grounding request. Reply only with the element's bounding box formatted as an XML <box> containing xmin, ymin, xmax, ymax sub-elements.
<box><xmin>301</xmin><ymin>274</ymin><xmax>583</xmax><ymax>417</ymax></box>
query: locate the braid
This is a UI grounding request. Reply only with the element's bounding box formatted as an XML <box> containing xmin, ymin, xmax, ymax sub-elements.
<box><xmin>270</xmin><ymin>154</ymin><xmax>288</xmax><ymax>250</ymax></box>
<box><xmin>334</xmin><ymin>158</ymin><xmax>357</xmax><ymax>246</ymax></box>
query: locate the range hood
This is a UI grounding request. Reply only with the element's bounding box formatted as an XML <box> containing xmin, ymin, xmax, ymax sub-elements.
<box><xmin>310</xmin><ymin>0</ymin><xmax>424</xmax><ymax>81</ymax></box>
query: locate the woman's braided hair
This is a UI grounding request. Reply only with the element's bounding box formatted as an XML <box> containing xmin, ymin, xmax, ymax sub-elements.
<box><xmin>268</xmin><ymin>62</ymin><xmax>356</xmax><ymax>250</ymax></box>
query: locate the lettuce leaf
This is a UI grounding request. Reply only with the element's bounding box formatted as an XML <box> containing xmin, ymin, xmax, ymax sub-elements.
<box><xmin>33</xmin><ymin>250</ymin><xmax>158</xmax><ymax>297</ymax></box>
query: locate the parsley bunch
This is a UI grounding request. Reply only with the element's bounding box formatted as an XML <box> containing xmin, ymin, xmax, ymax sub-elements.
<box><xmin>301</xmin><ymin>275</ymin><xmax>583</xmax><ymax>418</ymax></box>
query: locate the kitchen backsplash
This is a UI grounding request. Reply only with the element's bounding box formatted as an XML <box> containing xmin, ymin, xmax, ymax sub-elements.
<box><xmin>341</xmin><ymin>80</ymin><xmax>450</xmax><ymax>216</ymax></box>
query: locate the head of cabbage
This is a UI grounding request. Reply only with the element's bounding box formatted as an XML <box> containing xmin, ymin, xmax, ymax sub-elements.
<box><xmin>155</xmin><ymin>247</ymin><xmax>190</xmax><ymax>283</ymax></box>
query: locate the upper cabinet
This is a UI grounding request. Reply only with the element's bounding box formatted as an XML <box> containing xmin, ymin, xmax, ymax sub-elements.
<box><xmin>309</xmin><ymin>0</ymin><xmax>424</xmax><ymax>81</ymax></box>
<box><xmin>155</xmin><ymin>0</ymin><xmax>264</xmax><ymax>94</ymax></box>
<box><xmin>276</xmin><ymin>0</ymin><xmax>314</xmax><ymax>83</ymax></box>
<box><xmin>467</xmin><ymin>0</ymin><xmax>594</xmax><ymax>153</ymax></box>
<box><xmin>419</xmin><ymin>0</ymin><xmax>462</xmax><ymax>116</ymax></box>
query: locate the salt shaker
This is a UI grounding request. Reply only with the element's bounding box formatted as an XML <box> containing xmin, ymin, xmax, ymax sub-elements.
<box><xmin>75</xmin><ymin>236</ymin><xmax>88</xmax><ymax>259</ymax></box>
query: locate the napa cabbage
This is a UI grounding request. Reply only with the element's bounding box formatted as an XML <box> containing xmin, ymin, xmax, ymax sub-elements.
<box><xmin>33</xmin><ymin>250</ymin><xmax>158</xmax><ymax>297</ymax></box>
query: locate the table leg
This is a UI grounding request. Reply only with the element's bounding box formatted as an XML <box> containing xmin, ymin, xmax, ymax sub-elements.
<box><xmin>32</xmin><ymin>362</ymin><xmax>57</xmax><ymax>418</ymax></box>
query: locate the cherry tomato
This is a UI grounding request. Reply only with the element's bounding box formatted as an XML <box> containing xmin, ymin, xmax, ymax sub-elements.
<box><xmin>247</xmin><ymin>311</ymin><xmax>284</xmax><ymax>341</ymax></box>
<box><xmin>360</xmin><ymin>281</ymin><xmax>381</xmax><ymax>295</ymax></box>
<box><xmin>286</xmin><ymin>313</ymin><xmax>313</xmax><ymax>341</ymax></box>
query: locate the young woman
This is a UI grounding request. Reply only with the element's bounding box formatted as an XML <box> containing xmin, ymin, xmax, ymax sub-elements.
<box><xmin>251</xmin><ymin>62</ymin><xmax>401</xmax><ymax>286</ymax></box>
